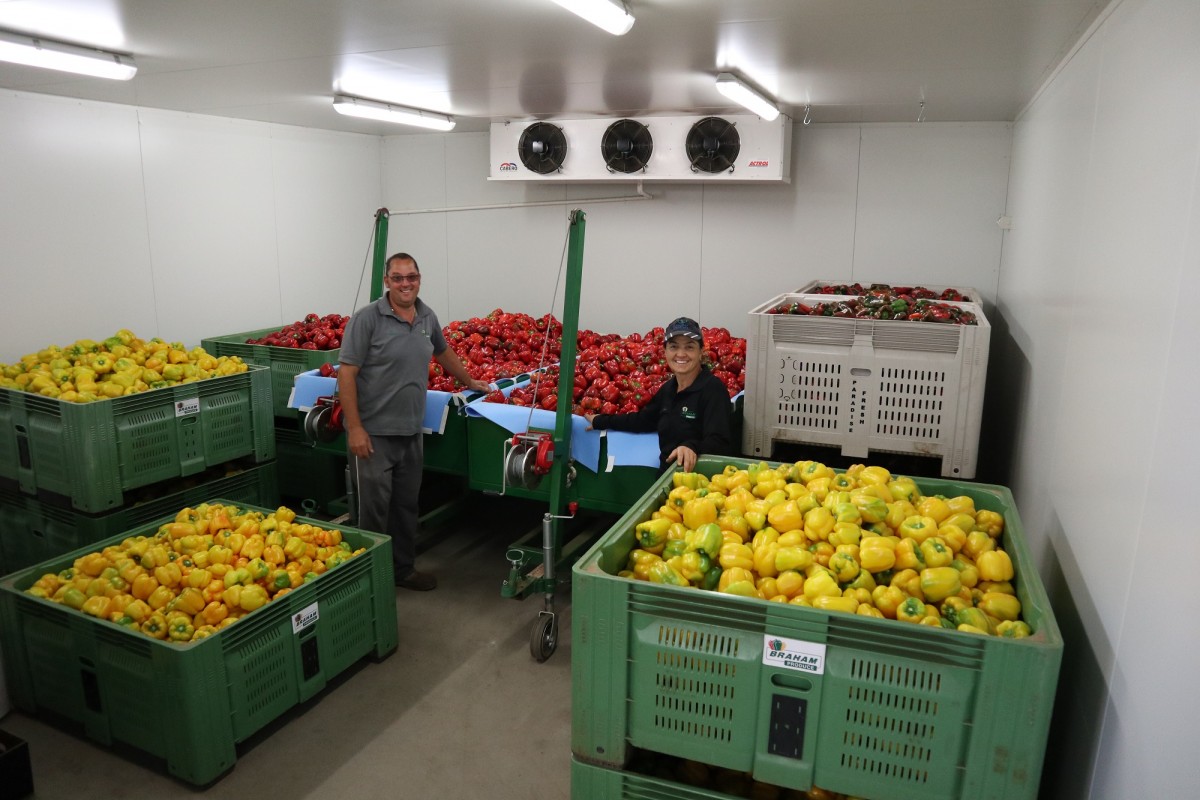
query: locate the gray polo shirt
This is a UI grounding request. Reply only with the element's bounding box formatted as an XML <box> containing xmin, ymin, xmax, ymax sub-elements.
<box><xmin>339</xmin><ymin>296</ymin><xmax>448</xmax><ymax>436</ymax></box>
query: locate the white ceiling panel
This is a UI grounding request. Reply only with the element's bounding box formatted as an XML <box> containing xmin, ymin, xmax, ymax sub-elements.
<box><xmin>0</xmin><ymin>0</ymin><xmax>1109</xmax><ymax>134</ymax></box>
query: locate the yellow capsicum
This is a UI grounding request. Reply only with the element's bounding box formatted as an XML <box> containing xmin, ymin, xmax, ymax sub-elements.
<box><xmin>827</xmin><ymin>552</ymin><xmax>860</xmax><ymax>583</ymax></box>
<box><xmin>635</xmin><ymin>517</ymin><xmax>672</xmax><ymax>550</ymax></box>
<box><xmin>896</xmin><ymin>596</ymin><xmax>928</xmax><ymax>624</ymax></box>
<box><xmin>719</xmin><ymin>542</ymin><xmax>754</xmax><ymax>572</ymax></box>
<box><xmin>803</xmin><ymin>506</ymin><xmax>834</xmax><ymax>541</ymax></box>
<box><xmin>872</xmin><ymin>584</ymin><xmax>905</xmax><ymax>618</ymax></box>
<box><xmin>919</xmin><ymin>537</ymin><xmax>953</xmax><ymax>568</ymax></box>
<box><xmin>647</xmin><ymin>560</ymin><xmax>690</xmax><ymax>587</ymax></box>
<box><xmin>685</xmin><ymin>523</ymin><xmax>724</xmax><ymax>559</ymax></box>
<box><xmin>975</xmin><ymin>509</ymin><xmax>1004</xmax><ymax>537</ymax></box>
<box><xmin>898</xmin><ymin>515</ymin><xmax>939</xmax><ymax>543</ymax></box>
<box><xmin>774</xmin><ymin>546</ymin><xmax>814</xmax><ymax>573</ymax></box>
<box><xmin>996</xmin><ymin>620</ymin><xmax>1032</xmax><ymax>639</ymax></box>
<box><xmin>858</xmin><ymin>536</ymin><xmax>897</xmax><ymax>573</ymax></box>
<box><xmin>977</xmin><ymin>550</ymin><xmax>1015</xmax><ymax>582</ymax></box>
<box><xmin>978</xmin><ymin>591</ymin><xmax>1021</xmax><ymax>621</ymax></box>
<box><xmin>812</xmin><ymin>595</ymin><xmax>858</xmax><ymax>614</ymax></box>
<box><xmin>802</xmin><ymin>567</ymin><xmax>841</xmax><ymax>600</ymax></box>
<box><xmin>919</xmin><ymin>567</ymin><xmax>962</xmax><ymax>603</ymax></box>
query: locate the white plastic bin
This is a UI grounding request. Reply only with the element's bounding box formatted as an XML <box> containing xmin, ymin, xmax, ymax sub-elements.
<box><xmin>741</xmin><ymin>292</ymin><xmax>990</xmax><ymax>477</ymax></box>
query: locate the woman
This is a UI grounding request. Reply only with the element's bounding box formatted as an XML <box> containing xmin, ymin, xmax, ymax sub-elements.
<box><xmin>585</xmin><ymin>317</ymin><xmax>732</xmax><ymax>472</ymax></box>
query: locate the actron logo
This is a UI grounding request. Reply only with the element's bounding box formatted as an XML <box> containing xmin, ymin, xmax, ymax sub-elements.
<box><xmin>499</xmin><ymin>162</ymin><xmax>518</xmax><ymax>171</ymax></box>
<box><xmin>748</xmin><ymin>160</ymin><xmax>769</xmax><ymax>167</ymax></box>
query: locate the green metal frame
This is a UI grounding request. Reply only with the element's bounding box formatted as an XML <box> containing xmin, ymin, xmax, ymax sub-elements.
<box><xmin>501</xmin><ymin>210</ymin><xmax>598</xmax><ymax>601</ymax></box>
<box><xmin>370</xmin><ymin>208</ymin><xmax>389</xmax><ymax>302</ymax></box>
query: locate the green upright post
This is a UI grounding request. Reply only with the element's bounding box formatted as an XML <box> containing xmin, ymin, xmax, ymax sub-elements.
<box><xmin>548</xmin><ymin>210</ymin><xmax>586</xmax><ymax>524</ymax></box>
<box><xmin>369</xmin><ymin>208</ymin><xmax>390</xmax><ymax>302</ymax></box>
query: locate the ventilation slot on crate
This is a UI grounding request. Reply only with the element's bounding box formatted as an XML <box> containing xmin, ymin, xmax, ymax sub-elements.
<box><xmin>775</xmin><ymin>359</ymin><xmax>842</xmax><ymax>430</ymax></box>
<box><xmin>238</xmin><ymin>628</ymin><xmax>291</xmax><ymax>716</ymax></box>
<box><xmin>650</xmin><ymin>624</ymin><xmax>740</xmax><ymax>744</ymax></box>
<box><xmin>875</xmin><ymin>368</ymin><xmax>946</xmax><ymax>440</ymax></box>
<box><xmin>835</xmin><ymin>657</ymin><xmax>946</xmax><ymax>787</ymax></box>
<box><xmin>774</xmin><ymin>317</ymin><xmax>857</xmax><ymax>347</ymax></box>
<box><xmin>204</xmin><ymin>390</ymin><xmax>252</xmax><ymax>457</ymax></box>
<box><xmin>119</xmin><ymin>408</ymin><xmax>175</xmax><ymax>473</ymax></box>
<box><xmin>873</xmin><ymin>325</ymin><xmax>962</xmax><ymax>354</ymax></box>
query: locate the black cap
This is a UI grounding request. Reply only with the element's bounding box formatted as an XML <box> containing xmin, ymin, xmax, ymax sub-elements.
<box><xmin>664</xmin><ymin>317</ymin><xmax>703</xmax><ymax>344</ymax></box>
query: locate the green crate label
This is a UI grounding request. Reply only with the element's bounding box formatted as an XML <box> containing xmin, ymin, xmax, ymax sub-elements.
<box><xmin>762</xmin><ymin>635</ymin><xmax>826</xmax><ymax>674</ymax></box>
<box><xmin>174</xmin><ymin>397</ymin><xmax>200</xmax><ymax>417</ymax></box>
<box><xmin>291</xmin><ymin>601</ymin><xmax>319</xmax><ymax>634</ymax></box>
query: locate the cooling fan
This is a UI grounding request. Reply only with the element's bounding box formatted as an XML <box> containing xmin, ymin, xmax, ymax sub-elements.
<box><xmin>518</xmin><ymin>122</ymin><xmax>568</xmax><ymax>174</ymax></box>
<box><xmin>601</xmin><ymin>118</ymin><xmax>653</xmax><ymax>173</ymax></box>
<box><xmin>686</xmin><ymin>116</ymin><xmax>741</xmax><ymax>174</ymax></box>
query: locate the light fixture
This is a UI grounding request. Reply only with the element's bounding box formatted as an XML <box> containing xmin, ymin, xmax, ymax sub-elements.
<box><xmin>715</xmin><ymin>73</ymin><xmax>779</xmax><ymax>121</ymax></box>
<box><xmin>550</xmin><ymin>0</ymin><xmax>635</xmax><ymax>36</ymax></box>
<box><xmin>0</xmin><ymin>29</ymin><xmax>136</xmax><ymax>80</ymax></box>
<box><xmin>332</xmin><ymin>95</ymin><xmax>456</xmax><ymax>131</ymax></box>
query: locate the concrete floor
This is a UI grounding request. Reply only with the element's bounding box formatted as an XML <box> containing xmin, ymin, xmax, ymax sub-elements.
<box><xmin>0</xmin><ymin>494</ymin><xmax>589</xmax><ymax>800</ymax></box>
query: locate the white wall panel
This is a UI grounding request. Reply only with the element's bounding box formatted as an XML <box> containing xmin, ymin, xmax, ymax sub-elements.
<box><xmin>997</xmin><ymin>1</ymin><xmax>1200</xmax><ymax>797</ymax></box>
<box><xmin>700</xmin><ymin>125</ymin><xmax>860</xmax><ymax>333</ymax></box>
<box><xmin>993</xmin><ymin>36</ymin><xmax>1102</xmax><ymax>572</ymax></box>
<box><xmin>382</xmin><ymin>122</ymin><xmax>1008</xmax><ymax>338</ymax></box>
<box><xmin>0</xmin><ymin>92</ymin><xmax>154</xmax><ymax>359</ymax></box>
<box><xmin>269</xmin><ymin>125</ymin><xmax>382</xmax><ymax>321</ymax></box>
<box><xmin>855</xmin><ymin>123</ymin><xmax>1011</xmax><ymax>302</ymax></box>
<box><xmin>137</xmin><ymin>110</ymin><xmax>280</xmax><ymax>347</ymax></box>
<box><xmin>568</xmin><ymin>183</ymin><xmax>704</xmax><ymax>336</ymax></box>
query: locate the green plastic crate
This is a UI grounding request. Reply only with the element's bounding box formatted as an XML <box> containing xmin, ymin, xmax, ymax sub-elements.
<box><xmin>201</xmin><ymin>327</ymin><xmax>340</xmax><ymax>418</ymax></box>
<box><xmin>573</xmin><ymin>756</ymin><xmax>776</xmax><ymax>800</ymax></box>
<box><xmin>275</xmin><ymin>422</ymin><xmax>347</xmax><ymax>513</ymax></box>
<box><xmin>0</xmin><ymin>366</ymin><xmax>275</xmax><ymax>513</ymax></box>
<box><xmin>0</xmin><ymin>500</ymin><xmax>398</xmax><ymax>785</ymax></box>
<box><xmin>0</xmin><ymin>461</ymin><xmax>278</xmax><ymax>577</ymax></box>
<box><xmin>572</xmin><ymin>456</ymin><xmax>1062</xmax><ymax>800</ymax></box>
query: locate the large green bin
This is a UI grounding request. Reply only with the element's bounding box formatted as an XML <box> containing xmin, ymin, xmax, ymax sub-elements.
<box><xmin>201</xmin><ymin>327</ymin><xmax>340</xmax><ymax>418</ymax></box>
<box><xmin>0</xmin><ymin>500</ymin><xmax>397</xmax><ymax>785</ymax></box>
<box><xmin>0</xmin><ymin>461</ymin><xmax>278</xmax><ymax>576</ymax></box>
<box><xmin>275</xmin><ymin>421</ymin><xmax>347</xmax><ymax>513</ymax></box>
<box><xmin>572</xmin><ymin>456</ymin><xmax>1062</xmax><ymax>800</ymax></box>
<box><xmin>0</xmin><ymin>366</ymin><xmax>274</xmax><ymax>513</ymax></box>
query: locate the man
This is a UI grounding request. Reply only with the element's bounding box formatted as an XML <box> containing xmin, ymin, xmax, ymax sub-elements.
<box><xmin>338</xmin><ymin>253</ymin><xmax>489</xmax><ymax>590</ymax></box>
<box><xmin>585</xmin><ymin>316</ymin><xmax>731</xmax><ymax>472</ymax></box>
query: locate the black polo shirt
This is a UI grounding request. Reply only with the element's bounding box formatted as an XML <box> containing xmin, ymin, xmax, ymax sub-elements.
<box><xmin>591</xmin><ymin>368</ymin><xmax>732</xmax><ymax>470</ymax></box>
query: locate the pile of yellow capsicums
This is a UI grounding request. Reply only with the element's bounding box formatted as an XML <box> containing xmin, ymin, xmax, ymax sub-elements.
<box><xmin>623</xmin><ymin>462</ymin><xmax>1030</xmax><ymax>638</ymax></box>
<box><xmin>23</xmin><ymin>503</ymin><xmax>366</xmax><ymax>643</ymax></box>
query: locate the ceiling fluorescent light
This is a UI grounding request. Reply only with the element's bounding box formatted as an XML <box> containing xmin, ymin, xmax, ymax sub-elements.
<box><xmin>0</xmin><ymin>29</ymin><xmax>136</xmax><ymax>80</ymax></box>
<box><xmin>332</xmin><ymin>95</ymin><xmax>456</xmax><ymax>131</ymax></box>
<box><xmin>551</xmin><ymin>0</ymin><xmax>635</xmax><ymax>36</ymax></box>
<box><xmin>715</xmin><ymin>73</ymin><xmax>779</xmax><ymax>121</ymax></box>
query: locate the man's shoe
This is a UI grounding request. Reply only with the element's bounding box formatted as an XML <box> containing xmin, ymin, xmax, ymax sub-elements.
<box><xmin>395</xmin><ymin>570</ymin><xmax>437</xmax><ymax>591</ymax></box>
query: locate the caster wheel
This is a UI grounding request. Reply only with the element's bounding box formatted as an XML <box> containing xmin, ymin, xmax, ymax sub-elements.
<box><xmin>530</xmin><ymin>612</ymin><xmax>558</xmax><ymax>662</ymax></box>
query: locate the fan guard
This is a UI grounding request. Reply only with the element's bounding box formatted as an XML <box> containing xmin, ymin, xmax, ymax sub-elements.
<box><xmin>686</xmin><ymin>117</ymin><xmax>740</xmax><ymax>174</ymax></box>
<box><xmin>518</xmin><ymin>122</ymin><xmax>567</xmax><ymax>174</ymax></box>
<box><xmin>601</xmin><ymin>119</ymin><xmax>653</xmax><ymax>174</ymax></box>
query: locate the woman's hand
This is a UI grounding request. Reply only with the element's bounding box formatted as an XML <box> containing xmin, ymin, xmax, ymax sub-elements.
<box><xmin>667</xmin><ymin>445</ymin><xmax>698</xmax><ymax>473</ymax></box>
<box><xmin>583</xmin><ymin>412</ymin><xmax>596</xmax><ymax>431</ymax></box>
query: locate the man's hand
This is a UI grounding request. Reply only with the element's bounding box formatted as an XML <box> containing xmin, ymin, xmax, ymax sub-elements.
<box><xmin>347</xmin><ymin>426</ymin><xmax>373</xmax><ymax>459</ymax></box>
<box><xmin>465</xmin><ymin>378</ymin><xmax>491</xmax><ymax>393</ymax></box>
<box><xmin>667</xmin><ymin>445</ymin><xmax>698</xmax><ymax>473</ymax></box>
